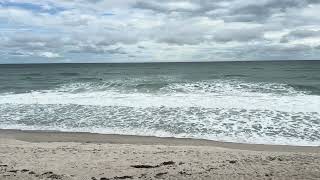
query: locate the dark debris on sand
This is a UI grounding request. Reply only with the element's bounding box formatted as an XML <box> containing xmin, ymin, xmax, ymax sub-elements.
<box><xmin>131</xmin><ymin>161</ymin><xmax>176</xmax><ymax>169</ymax></box>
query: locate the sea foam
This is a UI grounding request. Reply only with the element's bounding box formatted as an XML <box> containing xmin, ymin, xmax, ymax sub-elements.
<box><xmin>0</xmin><ymin>80</ymin><xmax>319</xmax><ymax>146</ymax></box>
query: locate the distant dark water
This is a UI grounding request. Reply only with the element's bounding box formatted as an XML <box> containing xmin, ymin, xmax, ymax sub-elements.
<box><xmin>0</xmin><ymin>61</ymin><xmax>319</xmax><ymax>146</ymax></box>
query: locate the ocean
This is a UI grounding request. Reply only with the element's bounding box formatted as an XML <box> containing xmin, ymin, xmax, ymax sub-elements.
<box><xmin>0</xmin><ymin>61</ymin><xmax>319</xmax><ymax>146</ymax></box>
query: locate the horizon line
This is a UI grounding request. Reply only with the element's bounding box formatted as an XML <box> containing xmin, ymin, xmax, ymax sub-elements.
<box><xmin>1</xmin><ymin>59</ymin><xmax>320</xmax><ymax>65</ymax></box>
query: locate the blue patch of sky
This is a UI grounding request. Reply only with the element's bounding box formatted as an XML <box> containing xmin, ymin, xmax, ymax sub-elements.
<box><xmin>0</xmin><ymin>18</ymin><xmax>31</xmax><ymax>30</ymax></box>
<box><xmin>102</xmin><ymin>12</ymin><xmax>116</xmax><ymax>16</ymax></box>
<box><xmin>0</xmin><ymin>1</ymin><xmax>65</xmax><ymax>14</ymax></box>
<box><xmin>0</xmin><ymin>22</ymin><xmax>59</xmax><ymax>35</ymax></box>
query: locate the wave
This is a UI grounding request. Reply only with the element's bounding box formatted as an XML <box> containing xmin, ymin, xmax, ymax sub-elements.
<box><xmin>76</xmin><ymin>77</ymin><xmax>103</xmax><ymax>81</ymax></box>
<box><xmin>58</xmin><ymin>72</ymin><xmax>80</xmax><ymax>76</ymax></box>
<box><xmin>222</xmin><ymin>74</ymin><xmax>248</xmax><ymax>78</ymax></box>
<box><xmin>0</xmin><ymin>80</ymin><xmax>318</xmax><ymax>112</ymax></box>
<box><xmin>288</xmin><ymin>84</ymin><xmax>320</xmax><ymax>94</ymax></box>
<box><xmin>0</xmin><ymin>104</ymin><xmax>319</xmax><ymax>146</ymax></box>
<box><xmin>20</xmin><ymin>73</ymin><xmax>42</xmax><ymax>76</ymax></box>
<box><xmin>0</xmin><ymin>79</ymin><xmax>319</xmax><ymax>146</ymax></box>
<box><xmin>162</xmin><ymin>80</ymin><xmax>302</xmax><ymax>95</ymax></box>
<box><xmin>42</xmin><ymin>79</ymin><xmax>310</xmax><ymax>95</ymax></box>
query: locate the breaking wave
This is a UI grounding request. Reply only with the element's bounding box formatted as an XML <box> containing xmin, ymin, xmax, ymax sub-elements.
<box><xmin>0</xmin><ymin>79</ymin><xmax>319</xmax><ymax>146</ymax></box>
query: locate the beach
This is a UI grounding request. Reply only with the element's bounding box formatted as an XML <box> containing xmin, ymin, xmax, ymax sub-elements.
<box><xmin>1</xmin><ymin>0</ymin><xmax>320</xmax><ymax>178</ymax></box>
<box><xmin>0</xmin><ymin>129</ymin><xmax>319</xmax><ymax>180</ymax></box>
<box><xmin>1</xmin><ymin>62</ymin><xmax>320</xmax><ymax>180</ymax></box>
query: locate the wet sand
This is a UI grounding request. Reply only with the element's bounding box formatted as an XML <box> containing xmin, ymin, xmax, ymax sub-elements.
<box><xmin>0</xmin><ymin>129</ymin><xmax>319</xmax><ymax>180</ymax></box>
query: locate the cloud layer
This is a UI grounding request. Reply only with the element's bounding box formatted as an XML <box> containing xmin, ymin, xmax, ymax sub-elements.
<box><xmin>1</xmin><ymin>0</ymin><xmax>320</xmax><ymax>63</ymax></box>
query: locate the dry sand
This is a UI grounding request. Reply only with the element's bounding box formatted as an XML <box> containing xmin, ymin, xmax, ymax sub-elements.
<box><xmin>0</xmin><ymin>129</ymin><xmax>319</xmax><ymax>180</ymax></box>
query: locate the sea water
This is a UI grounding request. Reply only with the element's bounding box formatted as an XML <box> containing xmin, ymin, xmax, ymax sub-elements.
<box><xmin>0</xmin><ymin>61</ymin><xmax>319</xmax><ymax>146</ymax></box>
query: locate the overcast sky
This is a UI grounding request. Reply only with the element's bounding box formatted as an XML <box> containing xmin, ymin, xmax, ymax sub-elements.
<box><xmin>1</xmin><ymin>0</ymin><xmax>320</xmax><ymax>63</ymax></box>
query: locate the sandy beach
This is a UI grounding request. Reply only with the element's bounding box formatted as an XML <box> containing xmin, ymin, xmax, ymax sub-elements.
<box><xmin>0</xmin><ymin>129</ymin><xmax>319</xmax><ymax>180</ymax></box>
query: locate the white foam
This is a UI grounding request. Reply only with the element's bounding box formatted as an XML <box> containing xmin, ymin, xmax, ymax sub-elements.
<box><xmin>0</xmin><ymin>124</ymin><xmax>319</xmax><ymax>146</ymax></box>
<box><xmin>1</xmin><ymin>80</ymin><xmax>319</xmax><ymax>146</ymax></box>
<box><xmin>0</xmin><ymin>89</ymin><xmax>319</xmax><ymax>113</ymax></box>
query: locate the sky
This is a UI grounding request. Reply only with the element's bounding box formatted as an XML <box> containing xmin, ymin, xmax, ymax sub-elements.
<box><xmin>1</xmin><ymin>0</ymin><xmax>320</xmax><ymax>63</ymax></box>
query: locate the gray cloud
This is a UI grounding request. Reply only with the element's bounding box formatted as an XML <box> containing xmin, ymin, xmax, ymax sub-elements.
<box><xmin>227</xmin><ymin>0</ymin><xmax>315</xmax><ymax>22</ymax></box>
<box><xmin>280</xmin><ymin>29</ymin><xmax>320</xmax><ymax>43</ymax></box>
<box><xmin>4</xmin><ymin>35</ymin><xmax>65</xmax><ymax>51</ymax></box>
<box><xmin>133</xmin><ymin>0</ymin><xmax>320</xmax><ymax>23</ymax></box>
<box><xmin>213</xmin><ymin>28</ymin><xmax>264</xmax><ymax>42</ymax></box>
<box><xmin>287</xmin><ymin>29</ymin><xmax>320</xmax><ymax>38</ymax></box>
<box><xmin>69</xmin><ymin>46</ymin><xmax>127</xmax><ymax>55</ymax></box>
<box><xmin>1</xmin><ymin>0</ymin><xmax>320</xmax><ymax>62</ymax></box>
<box><xmin>152</xmin><ymin>21</ymin><xmax>210</xmax><ymax>45</ymax></box>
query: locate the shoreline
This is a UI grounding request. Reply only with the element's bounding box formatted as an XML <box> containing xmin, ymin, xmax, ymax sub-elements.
<box><xmin>1</xmin><ymin>129</ymin><xmax>320</xmax><ymax>179</ymax></box>
<box><xmin>1</xmin><ymin>129</ymin><xmax>319</xmax><ymax>153</ymax></box>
